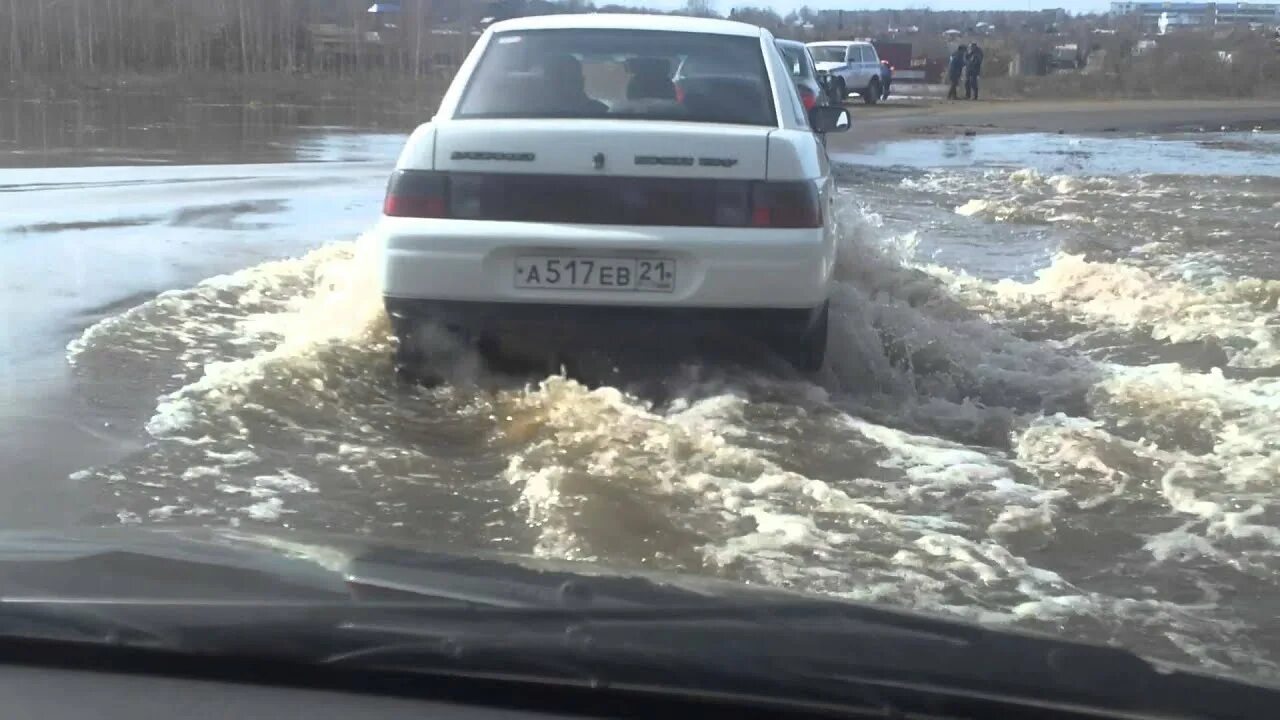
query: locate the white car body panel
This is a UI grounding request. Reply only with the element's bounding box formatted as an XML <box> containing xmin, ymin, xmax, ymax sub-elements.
<box><xmin>378</xmin><ymin>219</ymin><xmax>831</xmax><ymax>309</ymax></box>
<box><xmin>430</xmin><ymin>120</ymin><xmax>771</xmax><ymax>179</ymax></box>
<box><xmin>372</xmin><ymin>14</ymin><xmax>839</xmax><ymax>317</ymax></box>
<box><xmin>394</xmin><ymin>123</ymin><xmax>436</xmax><ymax>169</ymax></box>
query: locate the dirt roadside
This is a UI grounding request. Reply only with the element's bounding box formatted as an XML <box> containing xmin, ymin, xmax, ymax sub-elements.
<box><xmin>826</xmin><ymin>98</ymin><xmax>1280</xmax><ymax>151</ymax></box>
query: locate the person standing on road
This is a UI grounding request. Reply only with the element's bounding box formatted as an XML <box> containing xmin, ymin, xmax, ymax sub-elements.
<box><xmin>965</xmin><ymin>42</ymin><xmax>984</xmax><ymax>100</ymax></box>
<box><xmin>946</xmin><ymin>46</ymin><xmax>965</xmax><ymax>100</ymax></box>
<box><xmin>879</xmin><ymin>59</ymin><xmax>892</xmax><ymax>101</ymax></box>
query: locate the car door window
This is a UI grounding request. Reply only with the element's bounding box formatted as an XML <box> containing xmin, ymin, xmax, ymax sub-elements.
<box><xmin>845</xmin><ymin>46</ymin><xmax>860</xmax><ymax>64</ymax></box>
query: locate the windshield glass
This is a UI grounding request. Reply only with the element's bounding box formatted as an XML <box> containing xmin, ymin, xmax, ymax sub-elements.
<box><xmin>808</xmin><ymin>45</ymin><xmax>848</xmax><ymax>63</ymax></box>
<box><xmin>456</xmin><ymin>29</ymin><xmax>776</xmax><ymax>126</ymax></box>
<box><xmin>5</xmin><ymin>0</ymin><xmax>1280</xmax><ymax>704</ymax></box>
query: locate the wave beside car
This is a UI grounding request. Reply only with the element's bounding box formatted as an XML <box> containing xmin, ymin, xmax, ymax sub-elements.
<box><xmin>370</xmin><ymin>14</ymin><xmax>850</xmax><ymax>380</ymax></box>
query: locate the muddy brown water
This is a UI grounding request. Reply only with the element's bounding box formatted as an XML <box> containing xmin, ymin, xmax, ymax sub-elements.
<box><xmin>4</xmin><ymin>93</ymin><xmax>1280</xmax><ymax>684</ymax></box>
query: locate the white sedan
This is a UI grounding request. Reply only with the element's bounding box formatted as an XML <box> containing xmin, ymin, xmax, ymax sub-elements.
<box><xmin>370</xmin><ymin>13</ymin><xmax>850</xmax><ymax>378</ymax></box>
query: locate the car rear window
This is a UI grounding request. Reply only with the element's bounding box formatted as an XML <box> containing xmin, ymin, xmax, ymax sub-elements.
<box><xmin>456</xmin><ymin>29</ymin><xmax>777</xmax><ymax>127</ymax></box>
<box><xmin>778</xmin><ymin>44</ymin><xmax>814</xmax><ymax>80</ymax></box>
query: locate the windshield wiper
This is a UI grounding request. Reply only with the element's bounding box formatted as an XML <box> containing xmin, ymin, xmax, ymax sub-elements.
<box><xmin>0</xmin><ymin>597</ymin><xmax>1273</xmax><ymax>719</ymax></box>
<box><xmin>236</xmin><ymin>602</ymin><xmax>1280</xmax><ymax>720</ymax></box>
<box><xmin>0</xmin><ymin>533</ymin><xmax>1272</xmax><ymax>719</ymax></box>
<box><xmin>320</xmin><ymin>609</ymin><xmax>914</xmax><ymax>719</ymax></box>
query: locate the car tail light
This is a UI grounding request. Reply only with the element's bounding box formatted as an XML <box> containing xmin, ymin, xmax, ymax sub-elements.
<box><xmin>382</xmin><ymin>172</ymin><xmax>818</xmax><ymax>229</ymax></box>
<box><xmin>798</xmin><ymin>86</ymin><xmax>817</xmax><ymax>110</ymax></box>
<box><xmin>383</xmin><ymin>170</ymin><xmax>447</xmax><ymax>218</ymax></box>
<box><xmin>750</xmin><ymin>181</ymin><xmax>821</xmax><ymax>228</ymax></box>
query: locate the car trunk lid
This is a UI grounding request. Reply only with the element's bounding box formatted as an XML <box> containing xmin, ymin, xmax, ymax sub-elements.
<box><xmin>432</xmin><ymin>119</ymin><xmax>770</xmax><ymax>179</ymax></box>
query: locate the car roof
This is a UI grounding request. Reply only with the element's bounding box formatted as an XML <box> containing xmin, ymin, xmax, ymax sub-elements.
<box><xmin>775</xmin><ymin>38</ymin><xmax>808</xmax><ymax>49</ymax></box>
<box><xmin>807</xmin><ymin>40</ymin><xmax>873</xmax><ymax>47</ymax></box>
<box><xmin>487</xmin><ymin>13</ymin><xmax>764</xmax><ymax>38</ymax></box>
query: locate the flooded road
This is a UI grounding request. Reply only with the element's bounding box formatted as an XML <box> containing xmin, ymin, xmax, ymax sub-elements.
<box><xmin>4</xmin><ymin>95</ymin><xmax>1280</xmax><ymax>683</ymax></box>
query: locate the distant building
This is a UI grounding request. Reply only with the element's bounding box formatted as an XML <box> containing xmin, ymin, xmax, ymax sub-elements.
<box><xmin>1217</xmin><ymin>2</ymin><xmax>1280</xmax><ymax>23</ymax></box>
<box><xmin>1111</xmin><ymin>2</ymin><xmax>1280</xmax><ymax>31</ymax></box>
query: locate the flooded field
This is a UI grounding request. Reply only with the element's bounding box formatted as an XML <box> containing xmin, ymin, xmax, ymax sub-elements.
<box><xmin>3</xmin><ymin>94</ymin><xmax>1280</xmax><ymax>682</ymax></box>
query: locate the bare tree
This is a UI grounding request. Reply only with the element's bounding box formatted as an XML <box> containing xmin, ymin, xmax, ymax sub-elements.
<box><xmin>681</xmin><ymin>0</ymin><xmax>716</xmax><ymax>19</ymax></box>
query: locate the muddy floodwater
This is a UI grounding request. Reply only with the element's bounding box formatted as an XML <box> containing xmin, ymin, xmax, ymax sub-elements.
<box><xmin>3</xmin><ymin>94</ymin><xmax>1280</xmax><ymax>683</ymax></box>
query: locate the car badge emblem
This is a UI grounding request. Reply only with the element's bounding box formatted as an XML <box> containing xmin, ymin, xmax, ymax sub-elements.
<box><xmin>593</xmin><ymin>152</ymin><xmax>606</xmax><ymax>170</ymax></box>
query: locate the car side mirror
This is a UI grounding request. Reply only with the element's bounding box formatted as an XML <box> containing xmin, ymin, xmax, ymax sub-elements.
<box><xmin>810</xmin><ymin>105</ymin><xmax>851</xmax><ymax>133</ymax></box>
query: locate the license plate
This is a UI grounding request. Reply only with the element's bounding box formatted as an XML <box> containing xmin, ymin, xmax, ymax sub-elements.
<box><xmin>514</xmin><ymin>256</ymin><xmax>676</xmax><ymax>292</ymax></box>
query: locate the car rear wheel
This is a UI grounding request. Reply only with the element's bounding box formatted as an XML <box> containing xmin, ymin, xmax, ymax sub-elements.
<box><xmin>389</xmin><ymin>312</ymin><xmax>472</xmax><ymax>386</ymax></box>
<box><xmin>864</xmin><ymin>79</ymin><xmax>880</xmax><ymax>105</ymax></box>
<box><xmin>776</xmin><ymin>302</ymin><xmax>828</xmax><ymax>373</ymax></box>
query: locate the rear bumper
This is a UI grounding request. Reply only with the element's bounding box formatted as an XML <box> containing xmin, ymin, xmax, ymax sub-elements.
<box><xmin>370</xmin><ymin>217</ymin><xmax>835</xmax><ymax>310</ymax></box>
<box><xmin>385</xmin><ymin>298</ymin><xmax>825</xmax><ymax>346</ymax></box>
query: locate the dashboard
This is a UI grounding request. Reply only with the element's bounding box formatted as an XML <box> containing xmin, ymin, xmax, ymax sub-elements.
<box><xmin>0</xmin><ymin>664</ymin><xmax>581</xmax><ymax>720</ymax></box>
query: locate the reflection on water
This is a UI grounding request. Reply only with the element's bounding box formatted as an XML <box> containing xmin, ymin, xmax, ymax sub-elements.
<box><xmin>0</xmin><ymin>93</ymin><xmax>418</xmax><ymax>168</ymax></box>
<box><xmin>940</xmin><ymin>136</ymin><xmax>975</xmax><ymax>161</ymax></box>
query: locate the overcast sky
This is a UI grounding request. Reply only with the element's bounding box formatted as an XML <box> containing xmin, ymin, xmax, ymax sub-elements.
<box><xmin>640</xmin><ymin>1</ymin><xmax>1112</xmax><ymax>12</ymax></box>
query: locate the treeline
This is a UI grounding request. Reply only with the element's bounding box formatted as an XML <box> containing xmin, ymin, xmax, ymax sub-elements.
<box><xmin>0</xmin><ymin>0</ymin><xmax>684</xmax><ymax>79</ymax></box>
<box><xmin>0</xmin><ymin>0</ymin><xmax>462</xmax><ymax>76</ymax></box>
<box><xmin>0</xmin><ymin>0</ymin><xmax>1135</xmax><ymax>82</ymax></box>
<box><xmin>998</xmin><ymin>30</ymin><xmax>1280</xmax><ymax>100</ymax></box>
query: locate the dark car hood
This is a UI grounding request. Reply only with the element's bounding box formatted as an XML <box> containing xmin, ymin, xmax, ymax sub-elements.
<box><xmin>0</xmin><ymin>525</ymin><xmax>804</xmax><ymax>607</ymax></box>
<box><xmin>3</xmin><ymin>526</ymin><xmax>1279</xmax><ymax>719</ymax></box>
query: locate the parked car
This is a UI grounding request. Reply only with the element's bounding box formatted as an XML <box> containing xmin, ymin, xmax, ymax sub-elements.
<box><xmin>775</xmin><ymin>38</ymin><xmax>829</xmax><ymax>112</ymax></box>
<box><xmin>806</xmin><ymin>40</ymin><xmax>884</xmax><ymax>105</ymax></box>
<box><xmin>373</xmin><ymin>14</ymin><xmax>852</xmax><ymax>379</ymax></box>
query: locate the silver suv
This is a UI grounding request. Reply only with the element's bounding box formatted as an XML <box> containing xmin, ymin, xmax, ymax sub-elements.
<box><xmin>806</xmin><ymin>40</ymin><xmax>883</xmax><ymax>105</ymax></box>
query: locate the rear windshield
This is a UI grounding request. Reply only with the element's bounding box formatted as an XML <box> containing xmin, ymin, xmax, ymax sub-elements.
<box><xmin>808</xmin><ymin>45</ymin><xmax>847</xmax><ymax>63</ymax></box>
<box><xmin>456</xmin><ymin>29</ymin><xmax>777</xmax><ymax>127</ymax></box>
<box><xmin>778</xmin><ymin>44</ymin><xmax>814</xmax><ymax>80</ymax></box>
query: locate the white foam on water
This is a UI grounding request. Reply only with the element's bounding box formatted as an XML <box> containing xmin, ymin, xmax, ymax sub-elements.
<box><xmin>142</xmin><ymin>235</ymin><xmax>388</xmax><ymax>442</ymax></box>
<box><xmin>480</xmin><ymin>200</ymin><xmax>1100</xmax><ymax>623</ymax></box>
<box><xmin>955</xmin><ymin>198</ymin><xmax>994</xmax><ymax>217</ymax></box>
<box><xmin>68</xmin><ymin>240</ymin><xmax>363</xmax><ymax>369</ymax></box>
<box><xmin>821</xmin><ymin>206</ymin><xmax>1097</xmax><ymax>438</ymax></box>
<box><xmin>931</xmin><ymin>235</ymin><xmax>1280</xmax><ymax>555</ymax></box>
<box><xmin>494</xmin><ymin>365</ymin><xmax>1086</xmax><ymax>624</ymax></box>
<box><xmin>942</xmin><ymin>168</ymin><xmax>1127</xmax><ymax>226</ymax></box>
<box><xmin>1095</xmin><ymin>365</ymin><xmax>1280</xmax><ymax>545</ymax></box>
<box><xmin>927</xmin><ymin>253</ymin><xmax>1280</xmax><ymax>368</ymax></box>
<box><xmin>61</xmin><ymin>159</ymin><xmax>1280</xmax><ymax>681</ymax></box>
<box><xmin>498</xmin><ymin>374</ymin><xmax>770</xmax><ymax>563</ymax></box>
<box><xmin>245</xmin><ymin>497</ymin><xmax>288</xmax><ymax>521</ymax></box>
<box><xmin>1013</xmin><ymin>413</ymin><xmax>1163</xmax><ymax>511</ymax></box>
<box><xmin>843</xmin><ymin>175</ymin><xmax>1280</xmax><ymax>676</ymax></box>
<box><xmin>68</xmin><ymin>233</ymin><xmax>396</xmax><ymax>523</ymax></box>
